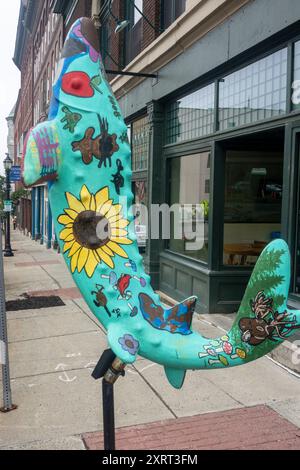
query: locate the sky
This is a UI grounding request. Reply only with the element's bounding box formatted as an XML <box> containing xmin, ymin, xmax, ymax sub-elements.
<box><xmin>0</xmin><ymin>0</ymin><xmax>21</xmax><ymax>175</ymax></box>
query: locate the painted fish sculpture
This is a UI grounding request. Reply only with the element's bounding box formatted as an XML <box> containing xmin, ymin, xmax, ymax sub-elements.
<box><xmin>22</xmin><ymin>18</ymin><xmax>300</xmax><ymax>389</ymax></box>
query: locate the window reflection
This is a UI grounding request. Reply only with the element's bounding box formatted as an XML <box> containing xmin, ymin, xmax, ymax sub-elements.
<box><xmin>219</xmin><ymin>48</ymin><xmax>287</xmax><ymax>130</ymax></box>
<box><xmin>168</xmin><ymin>152</ymin><xmax>210</xmax><ymax>263</ymax></box>
<box><xmin>131</xmin><ymin>116</ymin><xmax>150</xmax><ymax>171</ymax></box>
<box><xmin>166</xmin><ymin>84</ymin><xmax>215</xmax><ymax>144</ymax></box>
<box><xmin>223</xmin><ymin>150</ymin><xmax>283</xmax><ymax>266</ymax></box>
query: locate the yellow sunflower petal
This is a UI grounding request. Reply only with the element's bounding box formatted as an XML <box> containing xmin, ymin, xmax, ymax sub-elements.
<box><xmin>111</xmin><ymin>229</ymin><xmax>128</xmax><ymax>237</ymax></box>
<box><xmin>59</xmin><ymin>227</ymin><xmax>73</xmax><ymax>240</ymax></box>
<box><xmin>85</xmin><ymin>251</ymin><xmax>99</xmax><ymax>278</ymax></box>
<box><xmin>97</xmin><ymin>247</ymin><xmax>115</xmax><ymax>269</ymax></box>
<box><xmin>68</xmin><ymin>241</ymin><xmax>81</xmax><ymax>257</ymax></box>
<box><xmin>64</xmin><ymin>234</ymin><xmax>75</xmax><ymax>242</ymax></box>
<box><xmin>110</xmin><ymin>237</ymin><xmax>133</xmax><ymax>245</ymax></box>
<box><xmin>64</xmin><ymin>209</ymin><xmax>78</xmax><ymax>219</ymax></box>
<box><xmin>108</xmin><ymin>215</ymin><xmax>122</xmax><ymax>224</ymax></box>
<box><xmin>101</xmin><ymin>244</ymin><xmax>114</xmax><ymax>257</ymax></box>
<box><xmin>63</xmin><ymin>240</ymin><xmax>75</xmax><ymax>253</ymax></box>
<box><xmin>58</xmin><ymin>214</ymin><xmax>74</xmax><ymax>226</ymax></box>
<box><xmin>66</xmin><ymin>192</ymin><xmax>85</xmax><ymax>213</ymax></box>
<box><xmin>77</xmin><ymin>247</ymin><xmax>89</xmax><ymax>272</ymax></box>
<box><xmin>110</xmin><ymin>219</ymin><xmax>130</xmax><ymax>229</ymax></box>
<box><xmin>95</xmin><ymin>187</ymin><xmax>109</xmax><ymax>211</ymax></box>
<box><xmin>106</xmin><ymin>204</ymin><xmax>122</xmax><ymax>220</ymax></box>
<box><xmin>90</xmin><ymin>195</ymin><xmax>96</xmax><ymax>211</ymax></box>
<box><xmin>70</xmin><ymin>248</ymin><xmax>81</xmax><ymax>273</ymax></box>
<box><xmin>107</xmin><ymin>241</ymin><xmax>129</xmax><ymax>258</ymax></box>
<box><xmin>80</xmin><ymin>185</ymin><xmax>91</xmax><ymax>210</ymax></box>
<box><xmin>99</xmin><ymin>200</ymin><xmax>113</xmax><ymax>216</ymax></box>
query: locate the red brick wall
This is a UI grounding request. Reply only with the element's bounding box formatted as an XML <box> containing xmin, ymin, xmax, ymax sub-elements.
<box><xmin>105</xmin><ymin>0</ymin><xmax>125</xmax><ymax>77</ymax></box>
<box><xmin>142</xmin><ymin>0</ymin><xmax>161</xmax><ymax>50</ymax></box>
<box><xmin>65</xmin><ymin>0</ymin><xmax>92</xmax><ymax>37</ymax></box>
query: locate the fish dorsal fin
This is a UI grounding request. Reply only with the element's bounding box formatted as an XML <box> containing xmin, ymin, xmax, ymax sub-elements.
<box><xmin>163</xmin><ymin>296</ymin><xmax>197</xmax><ymax>335</ymax></box>
<box><xmin>164</xmin><ymin>367</ymin><xmax>186</xmax><ymax>389</ymax></box>
<box><xmin>139</xmin><ymin>294</ymin><xmax>197</xmax><ymax>335</ymax></box>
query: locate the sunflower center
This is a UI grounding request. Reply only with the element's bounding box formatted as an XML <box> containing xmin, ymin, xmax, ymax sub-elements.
<box><xmin>73</xmin><ymin>210</ymin><xmax>111</xmax><ymax>249</ymax></box>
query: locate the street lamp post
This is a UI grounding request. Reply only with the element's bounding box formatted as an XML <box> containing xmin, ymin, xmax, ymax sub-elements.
<box><xmin>3</xmin><ymin>154</ymin><xmax>13</xmax><ymax>257</ymax></box>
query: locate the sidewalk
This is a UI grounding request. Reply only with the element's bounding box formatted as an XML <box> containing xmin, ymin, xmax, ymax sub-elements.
<box><xmin>0</xmin><ymin>230</ymin><xmax>300</xmax><ymax>450</ymax></box>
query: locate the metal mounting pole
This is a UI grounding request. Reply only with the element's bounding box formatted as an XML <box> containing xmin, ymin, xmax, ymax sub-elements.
<box><xmin>4</xmin><ymin>166</ymin><xmax>13</xmax><ymax>257</ymax></box>
<box><xmin>102</xmin><ymin>379</ymin><xmax>115</xmax><ymax>450</ymax></box>
<box><xmin>92</xmin><ymin>349</ymin><xmax>125</xmax><ymax>450</ymax></box>
<box><xmin>0</xmin><ymin>228</ymin><xmax>16</xmax><ymax>413</ymax></box>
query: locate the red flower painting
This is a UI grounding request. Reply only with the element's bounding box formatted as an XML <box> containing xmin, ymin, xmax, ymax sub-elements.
<box><xmin>62</xmin><ymin>71</ymin><xmax>96</xmax><ymax>98</ymax></box>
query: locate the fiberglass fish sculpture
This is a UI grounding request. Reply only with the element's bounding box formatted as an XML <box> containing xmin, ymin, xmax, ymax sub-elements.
<box><xmin>22</xmin><ymin>18</ymin><xmax>300</xmax><ymax>389</ymax></box>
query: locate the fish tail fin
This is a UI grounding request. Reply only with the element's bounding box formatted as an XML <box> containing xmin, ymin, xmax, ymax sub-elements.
<box><xmin>226</xmin><ymin>239</ymin><xmax>300</xmax><ymax>364</ymax></box>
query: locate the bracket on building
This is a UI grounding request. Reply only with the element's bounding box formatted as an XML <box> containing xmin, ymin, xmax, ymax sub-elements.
<box><xmin>105</xmin><ymin>69</ymin><xmax>158</xmax><ymax>79</ymax></box>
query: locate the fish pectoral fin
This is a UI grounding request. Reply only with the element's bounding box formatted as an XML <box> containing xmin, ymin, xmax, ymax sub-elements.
<box><xmin>164</xmin><ymin>367</ymin><xmax>186</xmax><ymax>389</ymax></box>
<box><xmin>22</xmin><ymin>121</ymin><xmax>61</xmax><ymax>187</ymax></box>
<box><xmin>107</xmin><ymin>323</ymin><xmax>139</xmax><ymax>364</ymax></box>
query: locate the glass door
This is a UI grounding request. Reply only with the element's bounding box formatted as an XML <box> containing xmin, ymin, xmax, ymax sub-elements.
<box><xmin>293</xmin><ymin>141</ymin><xmax>300</xmax><ymax>294</ymax></box>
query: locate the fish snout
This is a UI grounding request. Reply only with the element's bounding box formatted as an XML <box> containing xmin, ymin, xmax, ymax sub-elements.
<box><xmin>78</xmin><ymin>17</ymin><xmax>100</xmax><ymax>54</ymax></box>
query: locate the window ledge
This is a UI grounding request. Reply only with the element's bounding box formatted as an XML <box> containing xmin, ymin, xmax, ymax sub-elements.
<box><xmin>111</xmin><ymin>0</ymin><xmax>250</xmax><ymax>99</ymax></box>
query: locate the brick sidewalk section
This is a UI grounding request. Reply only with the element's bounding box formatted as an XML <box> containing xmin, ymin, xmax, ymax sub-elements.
<box><xmin>83</xmin><ymin>405</ymin><xmax>300</xmax><ymax>450</ymax></box>
<box><xmin>27</xmin><ymin>287</ymin><xmax>81</xmax><ymax>299</ymax></box>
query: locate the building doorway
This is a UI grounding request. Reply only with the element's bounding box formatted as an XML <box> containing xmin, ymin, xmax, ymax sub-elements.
<box><xmin>221</xmin><ymin>127</ymin><xmax>285</xmax><ymax>267</ymax></box>
<box><xmin>292</xmin><ymin>133</ymin><xmax>300</xmax><ymax>295</ymax></box>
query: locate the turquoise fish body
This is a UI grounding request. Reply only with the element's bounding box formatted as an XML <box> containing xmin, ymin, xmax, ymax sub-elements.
<box><xmin>22</xmin><ymin>18</ymin><xmax>300</xmax><ymax>389</ymax></box>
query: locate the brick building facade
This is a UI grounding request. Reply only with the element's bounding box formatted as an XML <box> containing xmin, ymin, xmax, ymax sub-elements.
<box><xmin>92</xmin><ymin>0</ymin><xmax>300</xmax><ymax>313</ymax></box>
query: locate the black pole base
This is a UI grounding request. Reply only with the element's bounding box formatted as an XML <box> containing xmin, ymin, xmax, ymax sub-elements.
<box><xmin>102</xmin><ymin>379</ymin><xmax>115</xmax><ymax>450</ymax></box>
<box><xmin>3</xmin><ymin>250</ymin><xmax>14</xmax><ymax>257</ymax></box>
<box><xmin>92</xmin><ymin>349</ymin><xmax>125</xmax><ymax>451</ymax></box>
<box><xmin>0</xmin><ymin>404</ymin><xmax>17</xmax><ymax>413</ymax></box>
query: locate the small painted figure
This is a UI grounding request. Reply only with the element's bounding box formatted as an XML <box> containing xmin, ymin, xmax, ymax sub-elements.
<box><xmin>109</xmin><ymin>95</ymin><xmax>122</xmax><ymax>119</ymax></box>
<box><xmin>239</xmin><ymin>291</ymin><xmax>300</xmax><ymax>346</ymax></box>
<box><xmin>71</xmin><ymin>115</ymin><xmax>119</xmax><ymax>167</ymax></box>
<box><xmin>120</xmin><ymin>131</ymin><xmax>129</xmax><ymax>144</ymax></box>
<box><xmin>116</xmin><ymin>274</ymin><xmax>132</xmax><ymax>299</ymax></box>
<box><xmin>97</xmin><ymin>116</ymin><xmax>119</xmax><ymax>168</ymax></box>
<box><xmin>61</xmin><ymin>106</ymin><xmax>82</xmax><ymax>133</ymax></box>
<box><xmin>111</xmin><ymin>159</ymin><xmax>124</xmax><ymax>195</ymax></box>
<box><xmin>91</xmin><ymin>284</ymin><xmax>111</xmax><ymax>317</ymax></box>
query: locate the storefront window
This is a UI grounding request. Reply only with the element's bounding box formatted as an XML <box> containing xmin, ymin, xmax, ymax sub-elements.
<box><xmin>131</xmin><ymin>116</ymin><xmax>150</xmax><ymax>171</ymax></box>
<box><xmin>166</xmin><ymin>84</ymin><xmax>215</xmax><ymax>144</ymax></box>
<box><xmin>132</xmin><ymin>180</ymin><xmax>147</xmax><ymax>251</ymax></box>
<box><xmin>223</xmin><ymin>150</ymin><xmax>283</xmax><ymax>266</ymax></box>
<box><xmin>293</xmin><ymin>40</ymin><xmax>300</xmax><ymax>110</ymax></box>
<box><xmin>163</xmin><ymin>0</ymin><xmax>186</xmax><ymax>30</ymax></box>
<box><xmin>168</xmin><ymin>152</ymin><xmax>210</xmax><ymax>263</ymax></box>
<box><xmin>219</xmin><ymin>48</ymin><xmax>288</xmax><ymax>130</ymax></box>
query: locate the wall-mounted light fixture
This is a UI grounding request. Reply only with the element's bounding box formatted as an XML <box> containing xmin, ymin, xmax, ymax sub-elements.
<box><xmin>105</xmin><ymin>0</ymin><xmax>159</xmax><ymax>79</ymax></box>
<box><xmin>108</xmin><ymin>0</ymin><xmax>130</xmax><ymax>34</ymax></box>
<box><xmin>108</xmin><ymin>0</ymin><xmax>162</xmax><ymax>35</ymax></box>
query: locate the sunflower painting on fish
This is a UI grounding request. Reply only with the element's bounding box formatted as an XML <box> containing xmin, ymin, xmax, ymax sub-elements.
<box><xmin>22</xmin><ymin>17</ymin><xmax>300</xmax><ymax>391</ymax></box>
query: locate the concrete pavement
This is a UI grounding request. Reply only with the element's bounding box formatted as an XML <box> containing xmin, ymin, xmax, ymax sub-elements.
<box><xmin>0</xmin><ymin>230</ymin><xmax>300</xmax><ymax>450</ymax></box>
